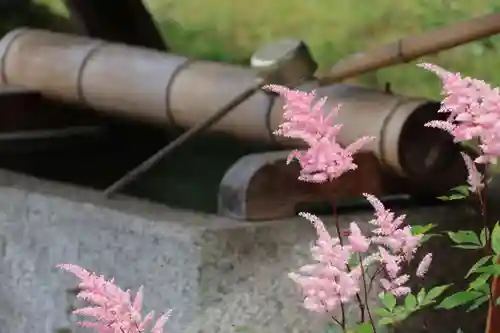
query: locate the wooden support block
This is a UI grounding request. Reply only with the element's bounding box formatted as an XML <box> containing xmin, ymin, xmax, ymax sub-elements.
<box><xmin>218</xmin><ymin>151</ymin><xmax>385</xmax><ymax>221</ymax></box>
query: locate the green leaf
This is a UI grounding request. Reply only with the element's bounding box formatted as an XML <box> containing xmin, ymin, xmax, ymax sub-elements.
<box><xmin>356</xmin><ymin>322</ymin><xmax>374</xmax><ymax>333</ymax></box>
<box><xmin>348</xmin><ymin>254</ymin><xmax>360</xmax><ymax>268</ymax></box>
<box><xmin>411</xmin><ymin>224</ymin><xmax>435</xmax><ymax>235</ymax></box>
<box><xmin>420</xmin><ymin>234</ymin><xmax>440</xmax><ymax>244</ymax></box>
<box><xmin>378</xmin><ymin>317</ymin><xmax>394</xmax><ymax>326</ymax></box>
<box><xmin>391</xmin><ymin>306</ymin><xmax>409</xmax><ymax>322</ymax></box>
<box><xmin>437</xmin><ymin>194</ymin><xmax>466</xmax><ymax>201</ymax></box>
<box><xmin>447</xmin><ymin>230</ymin><xmax>480</xmax><ymax>245</ymax></box>
<box><xmin>468</xmin><ymin>274</ymin><xmax>490</xmax><ymax>291</ymax></box>
<box><xmin>381</xmin><ymin>292</ymin><xmax>396</xmax><ymax>310</ymax></box>
<box><xmin>480</xmin><ymin>228</ymin><xmax>490</xmax><ymax>246</ymax></box>
<box><xmin>234</xmin><ymin>326</ymin><xmax>253</xmax><ymax>333</ymax></box>
<box><xmin>437</xmin><ymin>291</ymin><xmax>483</xmax><ymax>309</ymax></box>
<box><xmin>374</xmin><ymin>308</ymin><xmax>393</xmax><ymax>317</ymax></box>
<box><xmin>466</xmin><ymin>256</ymin><xmax>493</xmax><ymax>278</ymax></box>
<box><xmin>417</xmin><ymin>288</ymin><xmax>426</xmax><ymax>305</ymax></box>
<box><xmin>453</xmin><ymin>244</ymin><xmax>483</xmax><ymax>250</ymax></box>
<box><xmin>424</xmin><ymin>285</ymin><xmax>451</xmax><ymax>304</ymax></box>
<box><xmin>452</xmin><ymin>185</ymin><xmax>470</xmax><ymax>196</ymax></box>
<box><xmin>475</xmin><ymin>264</ymin><xmax>500</xmax><ymax>275</ymax></box>
<box><xmin>466</xmin><ymin>295</ymin><xmax>489</xmax><ymax>312</ymax></box>
<box><xmin>325</xmin><ymin>323</ymin><xmax>342</xmax><ymax>333</ymax></box>
<box><xmin>492</xmin><ymin>222</ymin><xmax>500</xmax><ymax>254</ymax></box>
<box><xmin>404</xmin><ymin>294</ymin><xmax>417</xmax><ymax>311</ymax></box>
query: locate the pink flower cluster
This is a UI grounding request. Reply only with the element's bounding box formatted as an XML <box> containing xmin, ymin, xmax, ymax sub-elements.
<box><xmin>269</xmin><ymin>84</ymin><xmax>432</xmax><ymax>314</ymax></box>
<box><xmin>419</xmin><ymin>62</ymin><xmax>500</xmax><ymax>165</ymax></box>
<box><xmin>289</xmin><ymin>195</ymin><xmax>431</xmax><ymax>314</ymax></box>
<box><xmin>58</xmin><ymin>264</ymin><xmax>170</xmax><ymax>333</ymax></box>
<box><xmin>264</xmin><ymin>84</ymin><xmax>375</xmax><ymax>183</ymax></box>
<box><xmin>288</xmin><ymin>213</ymin><xmax>365</xmax><ymax>313</ymax></box>
<box><xmin>461</xmin><ymin>152</ymin><xmax>484</xmax><ymax>193</ymax></box>
<box><xmin>365</xmin><ymin>194</ymin><xmax>431</xmax><ymax>296</ymax></box>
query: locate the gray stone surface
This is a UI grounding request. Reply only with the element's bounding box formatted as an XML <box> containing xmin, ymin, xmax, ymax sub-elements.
<box><xmin>0</xmin><ymin>169</ymin><xmax>488</xmax><ymax>333</ymax></box>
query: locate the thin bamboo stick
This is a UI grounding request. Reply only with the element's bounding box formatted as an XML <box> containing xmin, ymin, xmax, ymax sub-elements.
<box><xmin>319</xmin><ymin>12</ymin><xmax>500</xmax><ymax>85</ymax></box>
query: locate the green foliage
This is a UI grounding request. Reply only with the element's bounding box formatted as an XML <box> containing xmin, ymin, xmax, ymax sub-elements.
<box><xmin>446</xmin><ymin>230</ymin><xmax>483</xmax><ymax>249</ymax></box>
<box><xmin>491</xmin><ymin>222</ymin><xmax>500</xmax><ymax>254</ymax></box>
<box><xmin>423</xmin><ymin>285</ymin><xmax>451</xmax><ymax>304</ymax></box>
<box><xmin>473</xmin><ymin>264</ymin><xmax>500</xmax><ymax>275</ymax></box>
<box><xmin>465</xmin><ymin>255</ymin><xmax>493</xmax><ymax>278</ymax></box>
<box><xmin>436</xmin><ymin>224</ymin><xmax>500</xmax><ymax>312</ymax></box>
<box><xmin>437</xmin><ymin>185</ymin><xmax>471</xmax><ymax>201</ymax></box>
<box><xmin>411</xmin><ymin>223</ymin><xmax>439</xmax><ymax>243</ymax></box>
<box><xmin>375</xmin><ymin>286</ymin><xmax>449</xmax><ymax>326</ymax></box>
<box><xmin>480</xmin><ymin>227</ymin><xmax>490</xmax><ymax>247</ymax></box>
<box><xmin>354</xmin><ymin>323</ymin><xmax>374</xmax><ymax>333</ymax></box>
<box><xmin>325</xmin><ymin>323</ymin><xmax>340</xmax><ymax>333</ymax></box>
<box><xmin>436</xmin><ymin>254</ymin><xmax>494</xmax><ymax>311</ymax></box>
<box><xmin>380</xmin><ymin>292</ymin><xmax>396</xmax><ymax>311</ymax></box>
<box><xmin>437</xmin><ymin>291</ymin><xmax>484</xmax><ymax>309</ymax></box>
<box><xmin>411</xmin><ymin>224</ymin><xmax>435</xmax><ymax>235</ymax></box>
<box><xmin>348</xmin><ymin>254</ymin><xmax>360</xmax><ymax>268</ymax></box>
<box><xmin>466</xmin><ymin>294</ymin><xmax>489</xmax><ymax>312</ymax></box>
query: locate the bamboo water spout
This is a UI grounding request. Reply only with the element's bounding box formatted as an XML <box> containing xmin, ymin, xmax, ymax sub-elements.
<box><xmin>0</xmin><ymin>28</ymin><xmax>464</xmax><ymax>189</ymax></box>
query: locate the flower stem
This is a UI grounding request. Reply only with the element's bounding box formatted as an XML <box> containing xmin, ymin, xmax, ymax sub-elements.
<box><xmin>367</xmin><ymin>266</ymin><xmax>383</xmax><ymax>295</ymax></box>
<box><xmin>332</xmin><ymin>201</ymin><xmax>366</xmax><ymax>324</ymax></box>
<box><xmin>331</xmin><ymin>316</ymin><xmax>344</xmax><ymax>330</ymax></box>
<box><xmin>479</xmin><ymin>182</ymin><xmax>500</xmax><ymax>333</ymax></box>
<box><xmin>359</xmin><ymin>254</ymin><xmax>377</xmax><ymax>332</ymax></box>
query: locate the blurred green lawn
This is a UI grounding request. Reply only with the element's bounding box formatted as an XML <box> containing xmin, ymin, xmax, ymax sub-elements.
<box><xmin>36</xmin><ymin>0</ymin><xmax>500</xmax><ymax>98</ymax></box>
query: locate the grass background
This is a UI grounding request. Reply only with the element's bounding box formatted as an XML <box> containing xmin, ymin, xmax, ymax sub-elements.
<box><xmin>33</xmin><ymin>0</ymin><xmax>500</xmax><ymax>98</ymax></box>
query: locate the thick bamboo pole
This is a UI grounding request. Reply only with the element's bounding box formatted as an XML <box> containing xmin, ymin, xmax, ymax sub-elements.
<box><xmin>0</xmin><ymin>28</ymin><xmax>463</xmax><ymax>187</ymax></box>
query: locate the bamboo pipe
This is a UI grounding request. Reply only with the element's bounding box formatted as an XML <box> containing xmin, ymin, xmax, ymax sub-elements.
<box><xmin>0</xmin><ymin>28</ymin><xmax>462</xmax><ymax>186</ymax></box>
<box><xmin>319</xmin><ymin>12</ymin><xmax>500</xmax><ymax>85</ymax></box>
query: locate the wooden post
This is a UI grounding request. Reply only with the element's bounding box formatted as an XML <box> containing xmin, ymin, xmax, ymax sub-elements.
<box><xmin>63</xmin><ymin>0</ymin><xmax>168</xmax><ymax>51</ymax></box>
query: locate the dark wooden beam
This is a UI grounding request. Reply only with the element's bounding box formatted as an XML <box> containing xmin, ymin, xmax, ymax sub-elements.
<box><xmin>63</xmin><ymin>0</ymin><xmax>168</xmax><ymax>51</ymax></box>
<box><xmin>218</xmin><ymin>151</ymin><xmax>385</xmax><ymax>221</ymax></box>
<box><xmin>0</xmin><ymin>86</ymin><xmax>42</xmax><ymax>132</ymax></box>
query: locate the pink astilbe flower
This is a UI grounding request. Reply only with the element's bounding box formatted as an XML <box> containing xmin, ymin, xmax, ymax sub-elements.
<box><xmin>288</xmin><ymin>213</ymin><xmax>362</xmax><ymax>313</ymax></box>
<box><xmin>58</xmin><ymin>264</ymin><xmax>170</xmax><ymax>333</ymax></box>
<box><xmin>362</xmin><ymin>193</ymin><xmax>430</xmax><ymax>296</ymax></box>
<box><xmin>461</xmin><ymin>152</ymin><xmax>484</xmax><ymax>192</ymax></box>
<box><xmin>290</xmin><ymin>197</ymin><xmax>433</xmax><ymax>314</ymax></box>
<box><xmin>380</xmin><ymin>274</ymin><xmax>411</xmax><ymax>297</ymax></box>
<box><xmin>378</xmin><ymin>247</ymin><xmax>402</xmax><ymax>279</ymax></box>
<box><xmin>348</xmin><ymin>222</ymin><xmax>370</xmax><ymax>252</ymax></box>
<box><xmin>264</xmin><ymin>84</ymin><xmax>374</xmax><ymax>182</ymax></box>
<box><xmin>419</xmin><ymin>63</ymin><xmax>500</xmax><ymax>164</ymax></box>
<box><xmin>364</xmin><ymin>194</ymin><xmax>422</xmax><ymax>261</ymax></box>
<box><xmin>416</xmin><ymin>253</ymin><xmax>433</xmax><ymax>278</ymax></box>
